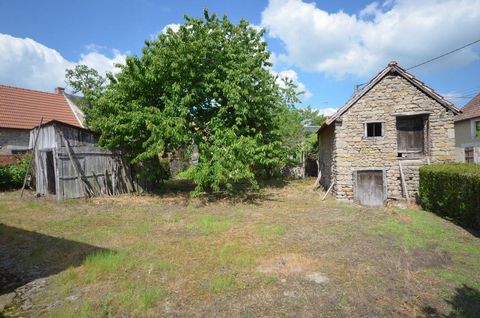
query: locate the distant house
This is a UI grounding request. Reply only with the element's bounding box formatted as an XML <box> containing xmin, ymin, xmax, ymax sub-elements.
<box><xmin>317</xmin><ymin>61</ymin><xmax>460</xmax><ymax>207</ymax></box>
<box><xmin>0</xmin><ymin>85</ymin><xmax>84</xmax><ymax>165</ymax></box>
<box><xmin>454</xmin><ymin>93</ymin><xmax>480</xmax><ymax>163</ymax></box>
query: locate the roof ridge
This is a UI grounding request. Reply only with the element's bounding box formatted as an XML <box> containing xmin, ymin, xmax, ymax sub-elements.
<box><xmin>0</xmin><ymin>84</ymin><xmax>82</xmax><ymax>129</ymax></box>
<box><xmin>319</xmin><ymin>61</ymin><xmax>460</xmax><ymax>132</ymax></box>
<box><xmin>0</xmin><ymin>84</ymin><xmax>64</xmax><ymax>97</ymax></box>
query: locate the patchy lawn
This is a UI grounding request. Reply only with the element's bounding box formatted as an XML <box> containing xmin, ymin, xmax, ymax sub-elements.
<box><xmin>0</xmin><ymin>178</ymin><xmax>479</xmax><ymax>317</ymax></box>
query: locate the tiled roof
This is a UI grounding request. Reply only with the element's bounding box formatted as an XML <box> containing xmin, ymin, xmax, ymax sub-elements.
<box><xmin>0</xmin><ymin>84</ymin><xmax>82</xmax><ymax>129</ymax></box>
<box><xmin>455</xmin><ymin>93</ymin><xmax>480</xmax><ymax>122</ymax></box>
<box><xmin>318</xmin><ymin>61</ymin><xmax>461</xmax><ymax>133</ymax></box>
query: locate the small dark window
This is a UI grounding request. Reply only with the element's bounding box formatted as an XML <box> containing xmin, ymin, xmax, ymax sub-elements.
<box><xmin>366</xmin><ymin>122</ymin><xmax>383</xmax><ymax>137</ymax></box>
<box><xmin>11</xmin><ymin>149</ymin><xmax>28</xmax><ymax>155</ymax></box>
<box><xmin>475</xmin><ymin>121</ymin><xmax>480</xmax><ymax>138</ymax></box>
<box><xmin>465</xmin><ymin>147</ymin><xmax>474</xmax><ymax>163</ymax></box>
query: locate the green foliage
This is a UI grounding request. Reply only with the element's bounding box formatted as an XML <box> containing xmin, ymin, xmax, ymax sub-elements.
<box><xmin>0</xmin><ymin>156</ymin><xmax>29</xmax><ymax>189</ymax></box>
<box><xmin>65</xmin><ymin>65</ymin><xmax>106</xmax><ymax>109</ymax></box>
<box><xmin>276</xmin><ymin>106</ymin><xmax>303</xmax><ymax>163</ymax></box>
<box><xmin>82</xmin><ymin>10</ymin><xmax>297</xmax><ymax>195</ymax></box>
<box><xmin>419</xmin><ymin>163</ymin><xmax>480</xmax><ymax>229</ymax></box>
<box><xmin>305</xmin><ymin>132</ymin><xmax>319</xmax><ymax>155</ymax></box>
<box><xmin>298</xmin><ymin>106</ymin><xmax>326</xmax><ymax>127</ymax></box>
<box><xmin>275</xmin><ymin>106</ymin><xmax>325</xmax><ymax>164</ymax></box>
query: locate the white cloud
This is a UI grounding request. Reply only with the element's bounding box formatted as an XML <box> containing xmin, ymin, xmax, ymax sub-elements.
<box><xmin>262</xmin><ymin>0</ymin><xmax>480</xmax><ymax>78</ymax></box>
<box><xmin>78</xmin><ymin>49</ymin><xmax>126</xmax><ymax>77</ymax></box>
<box><xmin>359</xmin><ymin>2</ymin><xmax>382</xmax><ymax>19</ymax></box>
<box><xmin>161</xmin><ymin>23</ymin><xmax>181</xmax><ymax>34</ymax></box>
<box><xmin>0</xmin><ymin>33</ymin><xmax>126</xmax><ymax>92</ymax></box>
<box><xmin>442</xmin><ymin>92</ymin><xmax>471</xmax><ymax>107</ymax></box>
<box><xmin>318</xmin><ymin>107</ymin><xmax>338</xmax><ymax>116</ymax></box>
<box><xmin>273</xmin><ymin>69</ymin><xmax>312</xmax><ymax>99</ymax></box>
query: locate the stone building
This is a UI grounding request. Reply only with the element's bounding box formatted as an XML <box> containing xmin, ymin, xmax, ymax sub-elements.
<box><xmin>453</xmin><ymin>93</ymin><xmax>480</xmax><ymax>163</ymax></box>
<box><xmin>0</xmin><ymin>85</ymin><xmax>84</xmax><ymax>165</ymax></box>
<box><xmin>317</xmin><ymin>61</ymin><xmax>460</xmax><ymax>207</ymax></box>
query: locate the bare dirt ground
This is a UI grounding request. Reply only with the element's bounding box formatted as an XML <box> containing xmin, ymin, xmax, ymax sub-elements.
<box><xmin>0</xmin><ymin>178</ymin><xmax>479</xmax><ymax>317</ymax></box>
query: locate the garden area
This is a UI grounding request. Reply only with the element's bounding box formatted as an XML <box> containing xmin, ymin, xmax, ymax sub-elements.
<box><xmin>1</xmin><ymin>178</ymin><xmax>479</xmax><ymax>317</ymax></box>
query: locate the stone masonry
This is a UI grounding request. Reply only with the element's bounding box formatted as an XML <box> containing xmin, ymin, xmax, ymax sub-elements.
<box><xmin>0</xmin><ymin>128</ymin><xmax>30</xmax><ymax>155</ymax></box>
<box><xmin>319</xmin><ymin>69</ymin><xmax>457</xmax><ymax>204</ymax></box>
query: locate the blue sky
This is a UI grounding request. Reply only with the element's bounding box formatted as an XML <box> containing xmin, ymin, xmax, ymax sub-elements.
<box><xmin>1</xmin><ymin>0</ymin><xmax>479</xmax><ymax>114</ymax></box>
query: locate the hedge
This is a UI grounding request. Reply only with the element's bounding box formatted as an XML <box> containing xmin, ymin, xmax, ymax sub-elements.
<box><xmin>419</xmin><ymin>163</ymin><xmax>480</xmax><ymax>229</ymax></box>
<box><xmin>0</xmin><ymin>156</ymin><xmax>29</xmax><ymax>190</ymax></box>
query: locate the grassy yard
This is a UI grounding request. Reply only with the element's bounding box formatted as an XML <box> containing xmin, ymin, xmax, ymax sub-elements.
<box><xmin>0</xmin><ymin>178</ymin><xmax>479</xmax><ymax>317</ymax></box>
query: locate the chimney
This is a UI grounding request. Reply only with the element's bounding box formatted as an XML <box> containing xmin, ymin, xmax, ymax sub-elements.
<box><xmin>54</xmin><ymin>87</ymin><xmax>65</xmax><ymax>95</ymax></box>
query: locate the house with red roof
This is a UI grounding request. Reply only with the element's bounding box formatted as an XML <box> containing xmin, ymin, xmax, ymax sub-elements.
<box><xmin>454</xmin><ymin>93</ymin><xmax>480</xmax><ymax>163</ymax></box>
<box><xmin>0</xmin><ymin>85</ymin><xmax>84</xmax><ymax>165</ymax></box>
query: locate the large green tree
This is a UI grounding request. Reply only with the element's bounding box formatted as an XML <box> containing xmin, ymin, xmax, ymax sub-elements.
<box><xmin>75</xmin><ymin>11</ymin><xmax>298</xmax><ymax>195</ymax></box>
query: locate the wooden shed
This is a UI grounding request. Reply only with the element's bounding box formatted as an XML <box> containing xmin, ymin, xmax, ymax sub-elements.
<box><xmin>29</xmin><ymin>120</ymin><xmax>135</xmax><ymax>200</ymax></box>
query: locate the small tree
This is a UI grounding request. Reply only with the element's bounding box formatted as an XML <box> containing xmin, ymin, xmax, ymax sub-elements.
<box><xmin>65</xmin><ymin>65</ymin><xmax>106</xmax><ymax>109</ymax></box>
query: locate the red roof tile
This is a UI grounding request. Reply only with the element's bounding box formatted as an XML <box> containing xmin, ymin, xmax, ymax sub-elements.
<box><xmin>455</xmin><ymin>93</ymin><xmax>480</xmax><ymax>122</ymax></box>
<box><xmin>0</xmin><ymin>84</ymin><xmax>82</xmax><ymax>129</ymax></box>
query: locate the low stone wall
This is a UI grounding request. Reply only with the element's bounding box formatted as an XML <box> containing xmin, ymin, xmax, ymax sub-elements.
<box><xmin>0</xmin><ymin>128</ymin><xmax>30</xmax><ymax>155</ymax></box>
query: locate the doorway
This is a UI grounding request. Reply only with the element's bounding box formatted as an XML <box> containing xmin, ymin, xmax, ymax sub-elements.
<box><xmin>45</xmin><ymin>151</ymin><xmax>56</xmax><ymax>195</ymax></box>
<box><xmin>355</xmin><ymin>170</ymin><xmax>385</xmax><ymax>207</ymax></box>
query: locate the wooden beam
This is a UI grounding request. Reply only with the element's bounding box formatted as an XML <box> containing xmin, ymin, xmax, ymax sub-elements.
<box><xmin>59</xmin><ymin>130</ymin><xmax>94</xmax><ymax>198</ymax></box>
<box><xmin>322</xmin><ymin>182</ymin><xmax>334</xmax><ymax>201</ymax></box>
<box><xmin>21</xmin><ymin>117</ymin><xmax>43</xmax><ymax>197</ymax></box>
<box><xmin>398</xmin><ymin>161</ymin><xmax>410</xmax><ymax>201</ymax></box>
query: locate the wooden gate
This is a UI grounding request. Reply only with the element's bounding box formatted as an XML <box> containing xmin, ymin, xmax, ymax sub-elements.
<box><xmin>355</xmin><ymin>170</ymin><xmax>385</xmax><ymax>207</ymax></box>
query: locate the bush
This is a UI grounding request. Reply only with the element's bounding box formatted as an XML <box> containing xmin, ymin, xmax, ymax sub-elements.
<box><xmin>0</xmin><ymin>156</ymin><xmax>29</xmax><ymax>190</ymax></box>
<box><xmin>419</xmin><ymin>163</ymin><xmax>480</xmax><ymax>229</ymax></box>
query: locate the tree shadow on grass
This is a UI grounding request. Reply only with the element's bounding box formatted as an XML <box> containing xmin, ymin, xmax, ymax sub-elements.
<box><xmin>151</xmin><ymin>177</ymin><xmax>292</xmax><ymax>204</ymax></box>
<box><xmin>0</xmin><ymin>223</ymin><xmax>110</xmax><ymax>295</ymax></box>
<box><xmin>422</xmin><ymin>285</ymin><xmax>480</xmax><ymax>318</ymax></box>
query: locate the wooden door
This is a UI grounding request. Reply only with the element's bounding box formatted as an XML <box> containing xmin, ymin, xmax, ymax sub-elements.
<box><xmin>356</xmin><ymin>170</ymin><xmax>384</xmax><ymax>207</ymax></box>
<box><xmin>397</xmin><ymin>116</ymin><xmax>424</xmax><ymax>153</ymax></box>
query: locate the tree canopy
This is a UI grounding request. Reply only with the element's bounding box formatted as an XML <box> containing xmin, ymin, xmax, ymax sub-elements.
<box><xmin>68</xmin><ymin>10</ymin><xmax>300</xmax><ymax>195</ymax></box>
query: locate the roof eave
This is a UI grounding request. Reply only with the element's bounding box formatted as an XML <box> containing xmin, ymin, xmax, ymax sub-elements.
<box><xmin>324</xmin><ymin>62</ymin><xmax>461</xmax><ymax>126</ymax></box>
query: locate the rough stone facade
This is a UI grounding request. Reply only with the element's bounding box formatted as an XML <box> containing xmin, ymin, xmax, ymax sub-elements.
<box><xmin>318</xmin><ymin>124</ymin><xmax>335</xmax><ymax>189</ymax></box>
<box><xmin>0</xmin><ymin>128</ymin><xmax>30</xmax><ymax>155</ymax></box>
<box><xmin>319</xmin><ymin>71</ymin><xmax>457</xmax><ymax>204</ymax></box>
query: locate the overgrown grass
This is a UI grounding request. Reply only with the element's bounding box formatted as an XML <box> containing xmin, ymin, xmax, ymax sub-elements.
<box><xmin>369</xmin><ymin>208</ymin><xmax>480</xmax><ymax>292</ymax></box>
<box><xmin>216</xmin><ymin>243</ymin><xmax>255</xmax><ymax>268</ymax></box>
<box><xmin>208</xmin><ymin>272</ymin><xmax>236</xmax><ymax>293</ymax></box>
<box><xmin>1</xmin><ymin>178</ymin><xmax>479</xmax><ymax>317</ymax></box>
<box><xmin>256</xmin><ymin>224</ymin><xmax>287</xmax><ymax>236</ymax></box>
<box><xmin>190</xmin><ymin>214</ymin><xmax>232</xmax><ymax>235</ymax></box>
<box><xmin>369</xmin><ymin>209</ymin><xmax>460</xmax><ymax>250</ymax></box>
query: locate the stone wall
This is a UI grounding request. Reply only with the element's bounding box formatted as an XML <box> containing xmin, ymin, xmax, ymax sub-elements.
<box><xmin>332</xmin><ymin>73</ymin><xmax>456</xmax><ymax>202</ymax></box>
<box><xmin>0</xmin><ymin>128</ymin><xmax>30</xmax><ymax>155</ymax></box>
<box><xmin>318</xmin><ymin>124</ymin><xmax>335</xmax><ymax>189</ymax></box>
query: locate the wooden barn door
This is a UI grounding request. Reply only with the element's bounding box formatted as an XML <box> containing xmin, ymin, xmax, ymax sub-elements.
<box><xmin>356</xmin><ymin>170</ymin><xmax>384</xmax><ymax>207</ymax></box>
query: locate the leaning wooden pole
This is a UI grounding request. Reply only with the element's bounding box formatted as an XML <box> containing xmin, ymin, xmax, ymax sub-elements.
<box><xmin>322</xmin><ymin>182</ymin><xmax>334</xmax><ymax>201</ymax></box>
<box><xmin>21</xmin><ymin>117</ymin><xmax>43</xmax><ymax>197</ymax></box>
<box><xmin>399</xmin><ymin>161</ymin><xmax>409</xmax><ymax>201</ymax></box>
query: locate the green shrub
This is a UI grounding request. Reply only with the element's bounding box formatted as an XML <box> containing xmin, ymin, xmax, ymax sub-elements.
<box><xmin>0</xmin><ymin>156</ymin><xmax>29</xmax><ymax>190</ymax></box>
<box><xmin>419</xmin><ymin>163</ymin><xmax>480</xmax><ymax>229</ymax></box>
